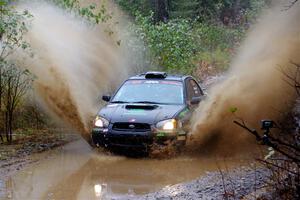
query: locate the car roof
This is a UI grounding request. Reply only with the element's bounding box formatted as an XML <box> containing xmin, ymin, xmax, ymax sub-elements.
<box><xmin>128</xmin><ymin>71</ymin><xmax>191</xmax><ymax>82</ymax></box>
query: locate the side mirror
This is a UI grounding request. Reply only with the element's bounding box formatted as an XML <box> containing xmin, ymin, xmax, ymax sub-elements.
<box><xmin>190</xmin><ymin>96</ymin><xmax>202</xmax><ymax>105</ymax></box>
<box><xmin>102</xmin><ymin>95</ymin><xmax>111</xmax><ymax>102</ymax></box>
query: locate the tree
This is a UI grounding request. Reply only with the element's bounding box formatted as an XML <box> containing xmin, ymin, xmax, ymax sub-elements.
<box><xmin>0</xmin><ymin>1</ymin><xmax>31</xmax><ymax>107</ymax></box>
<box><xmin>1</xmin><ymin>64</ymin><xmax>33</xmax><ymax>143</ymax></box>
<box><xmin>0</xmin><ymin>1</ymin><xmax>32</xmax><ymax>142</ymax></box>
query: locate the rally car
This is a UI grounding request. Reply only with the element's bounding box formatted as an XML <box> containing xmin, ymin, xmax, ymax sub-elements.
<box><xmin>91</xmin><ymin>71</ymin><xmax>204</xmax><ymax>152</ymax></box>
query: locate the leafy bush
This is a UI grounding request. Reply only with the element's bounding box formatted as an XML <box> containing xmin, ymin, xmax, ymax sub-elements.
<box><xmin>51</xmin><ymin>0</ymin><xmax>112</xmax><ymax>24</ymax></box>
<box><xmin>132</xmin><ymin>13</ymin><xmax>244</xmax><ymax>74</ymax></box>
<box><xmin>115</xmin><ymin>0</ymin><xmax>152</xmax><ymax>17</ymax></box>
<box><xmin>193</xmin><ymin>23</ymin><xmax>244</xmax><ymax>71</ymax></box>
<box><xmin>115</xmin><ymin>0</ymin><xmax>268</xmax><ymax>77</ymax></box>
<box><xmin>244</xmin><ymin>0</ymin><xmax>270</xmax><ymax>24</ymax></box>
<box><xmin>133</xmin><ymin>13</ymin><xmax>197</xmax><ymax>73</ymax></box>
<box><xmin>194</xmin><ymin>23</ymin><xmax>244</xmax><ymax>51</ymax></box>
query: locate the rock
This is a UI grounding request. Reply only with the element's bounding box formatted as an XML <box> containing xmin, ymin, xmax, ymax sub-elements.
<box><xmin>136</xmin><ymin>167</ymin><xmax>270</xmax><ymax>200</ymax></box>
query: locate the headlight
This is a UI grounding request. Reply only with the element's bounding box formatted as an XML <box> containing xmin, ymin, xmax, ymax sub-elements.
<box><xmin>94</xmin><ymin>116</ymin><xmax>109</xmax><ymax>128</ymax></box>
<box><xmin>156</xmin><ymin>119</ymin><xmax>178</xmax><ymax>131</ymax></box>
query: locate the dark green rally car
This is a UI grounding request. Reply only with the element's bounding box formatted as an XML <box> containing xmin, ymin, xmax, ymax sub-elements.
<box><xmin>91</xmin><ymin>71</ymin><xmax>204</xmax><ymax>152</ymax></box>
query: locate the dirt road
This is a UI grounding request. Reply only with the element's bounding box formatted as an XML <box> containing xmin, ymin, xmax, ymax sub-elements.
<box><xmin>0</xmin><ymin>137</ymin><xmax>260</xmax><ymax>200</ymax></box>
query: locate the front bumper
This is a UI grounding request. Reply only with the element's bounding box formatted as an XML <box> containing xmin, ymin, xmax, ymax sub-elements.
<box><xmin>91</xmin><ymin>126</ymin><xmax>184</xmax><ymax>150</ymax></box>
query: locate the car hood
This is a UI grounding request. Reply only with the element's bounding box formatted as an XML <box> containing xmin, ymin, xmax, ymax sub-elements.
<box><xmin>98</xmin><ymin>103</ymin><xmax>186</xmax><ymax>124</ymax></box>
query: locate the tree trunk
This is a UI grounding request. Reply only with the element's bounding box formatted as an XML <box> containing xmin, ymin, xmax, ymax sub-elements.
<box><xmin>35</xmin><ymin>111</ymin><xmax>39</xmax><ymax>130</ymax></box>
<box><xmin>5</xmin><ymin>110</ymin><xmax>9</xmax><ymax>143</ymax></box>
<box><xmin>233</xmin><ymin>0</ymin><xmax>241</xmax><ymax>24</ymax></box>
<box><xmin>8</xmin><ymin>111</ymin><xmax>13</xmax><ymax>143</ymax></box>
<box><xmin>5</xmin><ymin>76</ymin><xmax>12</xmax><ymax>143</ymax></box>
<box><xmin>5</xmin><ymin>110</ymin><xmax>14</xmax><ymax>143</ymax></box>
<box><xmin>0</xmin><ymin>65</ymin><xmax>2</xmax><ymax>111</ymax></box>
<box><xmin>153</xmin><ymin>0</ymin><xmax>169</xmax><ymax>23</ymax></box>
<box><xmin>0</xmin><ymin>130</ymin><xmax>3</xmax><ymax>142</ymax></box>
<box><xmin>0</xmin><ymin>61</ymin><xmax>4</xmax><ymax>142</ymax></box>
<box><xmin>0</xmin><ymin>65</ymin><xmax>3</xmax><ymax>142</ymax></box>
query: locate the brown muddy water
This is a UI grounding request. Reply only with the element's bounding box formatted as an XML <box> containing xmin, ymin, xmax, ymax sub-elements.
<box><xmin>2</xmin><ymin>139</ymin><xmax>257</xmax><ymax>200</ymax></box>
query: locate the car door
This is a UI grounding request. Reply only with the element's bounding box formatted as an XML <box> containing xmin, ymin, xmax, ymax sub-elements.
<box><xmin>185</xmin><ymin>78</ymin><xmax>204</xmax><ymax>109</ymax></box>
<box><xmin>176</xmin><ymin>78</ymin><xmax>203</xmax><ymax>135</ymax></box>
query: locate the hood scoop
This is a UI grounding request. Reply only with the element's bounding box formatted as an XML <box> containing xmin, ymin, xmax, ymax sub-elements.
<box><xmin>125</xmin><ymin>104</ymin><xmax>158</xmax><ymax>110</ymax></box>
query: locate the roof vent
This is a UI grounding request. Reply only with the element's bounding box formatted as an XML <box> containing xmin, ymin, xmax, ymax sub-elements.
<box><xmin>145</xmin><ymin>71</ymin><xmax>167</xmax><ymax>79</ymax></box>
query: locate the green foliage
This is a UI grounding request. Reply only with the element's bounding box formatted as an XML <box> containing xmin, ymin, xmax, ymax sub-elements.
<box><xmin>0</xmin><ymin>1</ymin><xmax>5</xmax><ymax>6</ymax></box>
<box><xmin>117</xmin><ymin>0</ymin><xmax>269</xmax><ymax>76</ymax></box>
<box><xmin>115</xmin><ymin>0</ymin><xmax>152</xmax><ymax>17</ymax></box>
<box><xmin>245</xmin><ymin>0</ymin><xmax>270</xmax><ymax>23</ymax></box>
<box><xmin>193</xmin><ymin>23</ymin><xmax>244</xmax><ymax>70</ymax></box>
<box><xmin>194</xmin><ymin>23</ymin><xmax>243</xmax><ymax>51</ymax></box>
<box><xmin>0</xmin><ymin>4</ymin><xmax>33</xmax><ymax>60</ymax></box>
<box><xmin>51</xmin><ymin>0</ymin><xmax>112</xmax><ymax>24</ymax></box>
<box><xmin>134</xmin><ymin>13</ymin><xmax>197</xmax><ymax>73</ymax></box>
<box><xmin>132</xmin><ymin>12</ymin><xmax>245</xmax><ymax>74</ymax></box>
<box><xmin>170</xmin><ymin>0</ymin><xmax>221</xmax><ymax>20</ymax></box>
<box><xmin>229</xmin><ymin>107</ymin><xmax>238</xmax><ymax>113</ymax></box>
<box><xmin>116</xmin><ymin>0</ymin><xmax>222</xmax><ymax>20</ymax></box>
<box><xmin>115</xmin><ymin>0</ymin><xmax>268</xmax><ymax>21</ymax></box>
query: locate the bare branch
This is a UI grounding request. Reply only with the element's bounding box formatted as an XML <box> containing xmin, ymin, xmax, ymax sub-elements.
<box><xmin>283</xmin><ymin>0</ymin><xmax>299</xmax><ymax>10</ymax></box>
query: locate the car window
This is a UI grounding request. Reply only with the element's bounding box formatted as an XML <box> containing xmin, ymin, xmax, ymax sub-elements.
<box><xmin>186</xmin><ymin>79</ymin><xmax>202</xmax><ymax>101</ymax></box>
<box><xmin>112</xmin><ymin>80</ymin><xmax>184</xmax><ymax>105</ymax></box>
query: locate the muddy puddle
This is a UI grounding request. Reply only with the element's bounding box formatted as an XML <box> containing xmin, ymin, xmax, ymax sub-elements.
<box><xmin>2</xmin><ymin>139</ymin><xmax>257</xmax><ymax>200</ymax></box>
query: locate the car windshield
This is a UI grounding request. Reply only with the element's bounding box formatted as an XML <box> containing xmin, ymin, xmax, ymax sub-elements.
<box><xmin>112</xmin><ymin>80</ymin><xmax>184</xmax><ymax>105</ymax></box>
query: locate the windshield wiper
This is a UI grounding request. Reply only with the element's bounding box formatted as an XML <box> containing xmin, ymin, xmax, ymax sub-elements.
<box><xmin>110</xmin><ymin>101</ymin><xmax>129</xmax><ymax>104</ymax></box>
<box><xmin>132</xmin><ymin>101</ymin><xmax>161</xmax><ymax>104</ymax></box>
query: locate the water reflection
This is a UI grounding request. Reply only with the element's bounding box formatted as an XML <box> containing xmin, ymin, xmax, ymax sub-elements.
<box><xmin>0</xmin><ymin>180</ymin><xmax>5</xmax><ymax>199</ymax></box>
<box><xmin>94</xmin><ymin>184</ymin><xmax>103</xmax><ymax>197</ymax></box>
<box><xmin>5</xmin><ymin>139</ymin><xmax>255</xmax><ymax>200</ymax></box>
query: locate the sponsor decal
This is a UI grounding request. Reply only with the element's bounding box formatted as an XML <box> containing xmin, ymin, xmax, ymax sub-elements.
<box><xmin>156</xmin><ymin>132</ymin><xmax>166</xmax><ymax>137</ymax></box>
<box><xmin>179</xmin><ymin>108</ymin><xmax>189</xmax><ymax>118</ymax></box>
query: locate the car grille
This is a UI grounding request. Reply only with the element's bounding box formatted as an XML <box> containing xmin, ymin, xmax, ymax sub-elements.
<box><xmin>112</xmin><ymin>123</ymin><xmax>151</xmax><ymax>132</ymax></box>
<box><xmin>109</xmin><ymin>134</ymin><xmax>152</xmax><ymax>146</ymax></box>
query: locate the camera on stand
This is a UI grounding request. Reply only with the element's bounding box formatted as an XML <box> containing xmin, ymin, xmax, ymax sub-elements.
<box><xmin>261</xmin><ymin>120</ymin><xmax>274</xmax><ymax>131</ymax></box>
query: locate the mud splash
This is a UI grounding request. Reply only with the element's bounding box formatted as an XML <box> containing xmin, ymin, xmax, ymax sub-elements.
<box><xmin>17</xmin><ymin>0</ymin><xmax>136</xmax><ymax>140</ymax></box>
<box><xmin>189</xmin><ymin>1</ymin><xmax>300</xmax><ymax>154</ymax></box>
<box><xmin>36</xmin><ymin>69</ymin><xmax>87</xmax><ymax>139</ymax></box>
